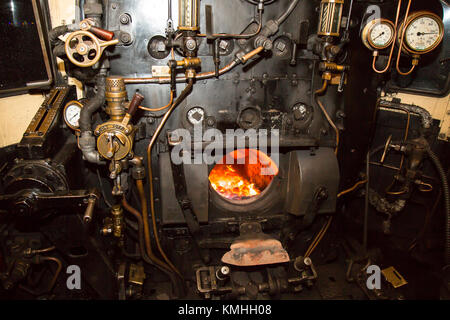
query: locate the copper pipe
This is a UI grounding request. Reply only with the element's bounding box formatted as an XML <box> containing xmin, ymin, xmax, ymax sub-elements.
<box><xmin>241</xmin><ymin>46</ymin><xmax>264</xmax><ymax>63</ymax></box>
<box><xmin>395</xmin><ymin>0</ymin><xmax>415</xmax><ymax>76</ymax></box>
<box><xmin>40</xmin><ymin>256</ymin><xmax>62</xmax><ymax>293</ymax></box>
<box><xmin>124</xmin><ymin>60</ymin><xmax>238</xmax><ymax>84</ymax></box>
<box><xmin>337</xmin><ymin>180</ymin><xmax>368</xmax><ymax>198</ymax></box>
<box><xmin>121</xmin><ymin>195</ymin><xmax>170</xmax><ymax>271</ymax></box>
<box><xmin>314</xmin><ymin>80</ymin><xmax>339</xmax><ymax>155</ymax></box>
<box><xmin>305</xmin><ymin>178</ymin><xmax>369</xmax><ymax>257</ymax></box>
<box><xmin>146</xmin><ymin>81</ymin><xmax>194</xmax><ymax>277</ymax></box>
<box><xmin>139</xmin><ymin>91</ymin><xmax>174</xmax><ymax>112</ymax></box>
<box><xmin>123</xmin><ymin>46</ymin><xmax>266</xmax><ymax>84</ymax></box>
<box><xmin>372</xmin><ymin>0</ymin><xmax>403</xmax><ymax>73</ymax></box>
<box><xmin>32</xmin><ymin>246</ymin><xmax>56</xmax><ymax>254</ymax></box>
<box><xmin>122</xmin><ymin>197</ymin><xmax>183</xmax><ymax>295</ymax></box>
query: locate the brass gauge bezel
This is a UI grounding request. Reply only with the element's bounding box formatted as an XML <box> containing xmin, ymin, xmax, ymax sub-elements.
<box><xmin>398</xmin><ymin>11</ymin><xmax>444</xmax><ymax>55</ymax></box>
<box><xmin>63</xmin><ymin>100</ymin><xmax>84</xmax><ymax>130</ymax></box>
<box><xmin>362</xmin><ymin>18</ymin><xmax>396</xmax><ymax>50</ymax></box>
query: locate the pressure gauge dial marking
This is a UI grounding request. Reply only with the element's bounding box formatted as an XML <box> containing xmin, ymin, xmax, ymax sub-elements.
<box><xmin>187</xmin><ymin>107</ymin><xmax>205</xmax><ymax>125</ymax></box>
<box><xmin>63</xmin><ymin>100</ymin><xmax>83</xmax><ymax>130</ymax></box>
<box><xmin>362</xmin><ymin>19</ymin><xmax>395</xmax><ymax>50</ymax></box>
<box><xmin>399</xmin><ymin>11</ymin><xmax>444</xmax><ymax>54</ymax></box>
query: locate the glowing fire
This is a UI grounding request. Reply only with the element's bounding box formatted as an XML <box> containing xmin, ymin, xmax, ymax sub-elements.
<box><xmin>209</xmin><ymin>149</ymin><xmax>278</xmax><ymax>200</ymax></box>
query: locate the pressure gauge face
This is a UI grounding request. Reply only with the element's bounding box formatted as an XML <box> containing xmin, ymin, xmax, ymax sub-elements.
<box><xmin>63</xmin><ymin>101</ymin><xmax>83</xmax><ymax>130</ymax></box>
<box><xmin>400</xmin><ymin>11</ymin><xmax>444</xmax><ymax>54</ymax></box>
<box><xmin>362</xmin><ymin>19</ymin><xmax>395</xmax><ymax>50</ymax></box>
<box><xmin>187</xmin><ymin>107</ymin><xmax>205</xmax><ymax>125</ymax></box>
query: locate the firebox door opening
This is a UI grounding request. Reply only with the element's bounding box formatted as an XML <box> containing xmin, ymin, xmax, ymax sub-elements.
<box><xmin>208</xmin><ymin>149</ymin><xmax>279</xmax><ymax>204</ymax></box>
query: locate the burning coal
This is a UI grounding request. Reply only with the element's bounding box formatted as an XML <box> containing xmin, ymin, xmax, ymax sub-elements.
<box><xmin>209</xmin><ymin>149</ymin><xmax>278</xmax><ymax>200</ymax></box>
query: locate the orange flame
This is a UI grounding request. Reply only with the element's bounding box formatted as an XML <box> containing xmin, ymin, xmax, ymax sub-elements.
<box><xmin>209</xmin><ymin>149</ymin><xmax>278</xmax><ymax>200</ymax></box>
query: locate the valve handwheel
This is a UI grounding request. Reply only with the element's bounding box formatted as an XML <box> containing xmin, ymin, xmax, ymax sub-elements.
<box><xmin>65</xmin><ymin>30</ymin><xmax>119</xmax><ymax>67</ymax></box>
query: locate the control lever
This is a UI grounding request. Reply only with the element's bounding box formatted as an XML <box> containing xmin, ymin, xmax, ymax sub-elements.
<box><xmin>83</xmin><ymin>193</ymin><xmax>98</xmax><ymax>223</ymax></box>
<box><xmin>79</xmin><ymin>19</ymin><xmax>115</xmax><ymax>41</ymax></box>
<box><xmin>122</xmin><ymin>92</ymin><xmax>145</xmax><ymax>126</ymax></box>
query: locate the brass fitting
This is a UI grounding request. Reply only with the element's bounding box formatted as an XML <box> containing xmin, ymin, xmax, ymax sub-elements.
<box><xmin>105</xmin><ymin>76</ymin><xmax>128</xmax><ymax>121</ymax></box>
<box><xmin>176</xmin><ymin>57</ymin><xmax>202</xmax><ymax>69</ymax></box>
<box><xmin>111</xmin><ymin>205</ymin><xmax>124</xmax><ymax>238</ymax></box>
<box><xmin>322</xmin><ymin>72</ymin><xmax>332</xmax><ymax>81</ymax></box>
<box><xmin>319</xmin><ymin>62</ymin><xmax>347</xmax><ymax>73</ymax></box>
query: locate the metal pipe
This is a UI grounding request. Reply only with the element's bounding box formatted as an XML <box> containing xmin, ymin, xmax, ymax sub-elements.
<box><xmin>379</xmin><ymin>99</ymin><xmax>433</xmax><ymax>129</ymax></box>
<box><xmin>364</xmin><ymin>151</ymin><xmax>370</xmax><ymax>253</ymax></box>
<box><xmin>121</xmin><ymin>197</ymin><xmax>183</xmax><ymax>297</ymax></box>
<box><xmin>276</xmin><ymin>0</ymin><xmax>300</xmax><ymax>25</ymax></box>
<box><xmin>79</xmin><ymin>76</ymin><xmax>106</xmax><ymax>164</ymax></box>
<box><xmin>147</xmin><ymin>80</ymin><xmax>194</xmax><ymax>277</ymax></box>
<box><xmin>123</xmin><ymin>60</ymin><xmax>238</xmax><ymax>84</ymax></box>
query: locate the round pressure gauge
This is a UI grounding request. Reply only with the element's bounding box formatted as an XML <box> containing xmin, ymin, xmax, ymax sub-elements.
<box><xmin>398</xmin><ymin>11</ymin><xmax>444</xmax><ymax>54</ymax></box>
<box><xmin>187</xmin><ymin>107</ymin><xmax>205</xmax><ymax>125</ymax></box>
<box><xmin>63</xmin><ymin>100</ymin><xmax>84</xmax><ymax>130</ymax></box>
<box><xmin>361</xmin><ymin>18</ymin><xmax>395</xmax><ymax>50</ymax></box>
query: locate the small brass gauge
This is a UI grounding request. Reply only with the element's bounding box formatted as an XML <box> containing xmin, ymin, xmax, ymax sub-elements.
<box><xmin>63</xmin><ymin>100</ymin><xmax>84</xmax><ymax>130</ymax></box>
<box><xmin>362</xmin><ymin>18</ymin><xmax>395</xmax><ymax>50</ymax></box>
<box><xmin>398</xmin><ymin>11</ymin><xmax>444</xmax><ymax>55</ymax></box>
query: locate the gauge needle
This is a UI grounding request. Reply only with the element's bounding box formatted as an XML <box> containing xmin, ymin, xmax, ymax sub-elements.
<box><xmin>373</xmin><ymin>32</ymin><xmax>385</xmax><ymax>40</ymax></box>
<box><xmin>70</xmin><ymin>115</ymin><xmax>78</xmax><ymax>121</ymax></box>
<box><xmin>417</xmin><ymin>32</ymin><xmax>438</xmax><ymax>35</ymax></box>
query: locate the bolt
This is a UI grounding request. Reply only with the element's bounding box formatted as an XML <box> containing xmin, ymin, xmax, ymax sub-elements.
<box><xmin>185</xmin><ymin>39</ymin><xmax>197</xmax><ymax>51</ymax></box>
<box><xmin>220</xmin><ymin>266</ymin><xmax>230</xmax><ymax>276</ymax></box>
<box><xmin>120</xmin><ymin>33</ymin><xmax>132</xmax><ymax>44</ymax></box>
<box><xmin>276</xmin><ymin>41</ymin><xmax>287</xmax><ymax>52</ymax></box>
<box><xmin>119</xmin><ymin>13</ymin><xmax>130</xmax><ymax>25</ymax></box>
<box><xmin>219</xmin><ymin>40</ymin><xmax>229</xmax><ymax>51</ymax></box>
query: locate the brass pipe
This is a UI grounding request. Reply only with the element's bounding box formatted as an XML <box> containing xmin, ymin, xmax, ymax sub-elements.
<box><xmin>314</xmin><ymin>80</ymin><xmax>339</xmax><ymax>155</ymax></box>
<box><xmin>139</xmin><ymin>91</ymin><xmax>174</xmax><ymax>112</ymax></box>
<box><xmin>40</xmin><ymin>256</ymin><xmax>62</xmax><ymax>293</ymax></box>
<box><xmin>372</xmin><ymin>0</ymin><xmax>403</xmax><ymax>73</ymax></box>
<box><xmin>121</xmin><ymin>196</ymin><xmax>170</xmax><ymax>271</ymax></box>
<box><xmin>241</xmin><ymin>46</ymin><xmax>264</xmax><ymax>64</ymax></box>
<box><xmin>123</xmin><ymin>46</ymin><xmax>269</xmax><ymax>85</ymax></box>
<box><xmin>135</xmin><ymin>180</ymin><xmax>170</xmax><ymax>270</ymax></box>
<box><xmin>395</xmin><ymin>0</ymin><xmax>416</xmax><ymax>76</ymax></box>
<box><xmin>146</xmin><ymin>80</ymin><xmax>194</xmax><ymax>277</ymax></box>
<box><xmin>123</xmin><ymin>60</ymin><xmax>238</xmax><ymax>84</ymax></box>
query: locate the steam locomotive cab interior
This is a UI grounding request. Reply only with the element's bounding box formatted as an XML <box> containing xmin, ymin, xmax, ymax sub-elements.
<box><xmin>0</xmin><ymin>0</ymin><xmax>449</xmax><ymax>300</ymax></box>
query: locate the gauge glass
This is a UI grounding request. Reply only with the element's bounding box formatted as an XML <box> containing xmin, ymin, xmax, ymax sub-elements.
<box><xmin>187</xmin><ymin>107</ymin><xmax>205</xmax><ymax>125</ymax></box>
<box><xmin>404</xmin><ymin>14</ymin><xmax>442</xmax><ymax>52</ymax></box>
<box><xmin>369</xmin><ymin>22</ymin><xmax>394</xmax><ymax>49</ymax></box>
<box><xmin>64</xmin><ymin>102</ymin><xmax>82</xmax><ymax>130</ymax></box>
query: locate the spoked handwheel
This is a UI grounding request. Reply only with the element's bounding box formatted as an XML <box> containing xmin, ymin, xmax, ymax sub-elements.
<box><xmin>65</xmin><ymin>30</ymin><xmax>119</xmax><ymax>67</ymax></box>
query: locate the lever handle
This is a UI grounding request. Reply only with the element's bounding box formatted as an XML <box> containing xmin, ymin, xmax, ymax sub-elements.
<box><xmin>127</xmin><ymin>93</ymin><xmax>145</xmax><ymax>117</ymax></box>
<box><xmin>90</xmin><ymin>26</ymin><xmax>115</xmax><ymax>41</ymax></box>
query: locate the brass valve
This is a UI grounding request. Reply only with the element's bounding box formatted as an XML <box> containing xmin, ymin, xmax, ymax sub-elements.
<box><xmin>101</xmin><ymin>205</ymin><xmax>124</xmax><ymax>238</ymax></box>
<box><xmin>65</xmin><ymin>30</ymin><xmax>119</xmax><ymax>67</ymax></box>
<box><xmin>94</xmin><ymin>78</ymin><xmax>144</xmax><ymax>161</ymax></box>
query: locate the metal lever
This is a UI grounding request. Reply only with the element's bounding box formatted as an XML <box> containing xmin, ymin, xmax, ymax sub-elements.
<box><xmin>83</xmin><ymin>195</ymin><xmax>97</xmax><ymax>223</ymax></box>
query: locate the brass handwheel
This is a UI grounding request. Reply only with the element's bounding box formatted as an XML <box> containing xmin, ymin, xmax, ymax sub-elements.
<box><xmin>65</xmin><ymin>30</ymin><xmax>119</xmax><ymax>67</ymax></box>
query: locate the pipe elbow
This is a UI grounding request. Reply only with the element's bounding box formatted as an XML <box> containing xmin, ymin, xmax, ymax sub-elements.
<box><xmin>79</xmin><ymin>132</ymin><xmax>105</xmax><ymax>165</ymax></box>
